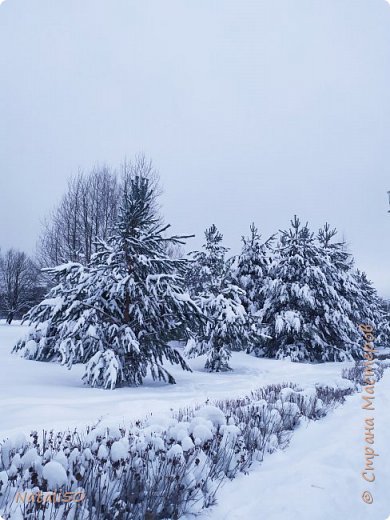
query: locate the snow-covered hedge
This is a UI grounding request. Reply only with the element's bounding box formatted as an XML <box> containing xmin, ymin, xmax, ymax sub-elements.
<box><xmin>0</xmin><ymin>383</ymin><xmax>353</xmax><ymax>520</ymax></box>
<box><xmin>342</xmin><ymin>358</ymin><xmax>389</xmax><ymax>387</ymax></box>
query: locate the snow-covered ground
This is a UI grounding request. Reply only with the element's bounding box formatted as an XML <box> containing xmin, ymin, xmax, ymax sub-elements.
<box><xmin>0</xmin><ymin>322</ymin><xmax>349</xmax><ymax>439</ymax></box>
<box><xmin>1</xmin><ymin>322</ymin><xmax>389</xmax><ymax>519</ymax></box>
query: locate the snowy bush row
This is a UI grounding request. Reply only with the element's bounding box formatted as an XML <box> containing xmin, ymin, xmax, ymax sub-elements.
<box><xmin>0</xmin><ymin>382</ymin><xmax>354</xmax><ymax>520</ymax></box>
<box><xmin>341</xmin><ymin>357</ymin><xmax>390</xmax><ymax>388</ymax></box>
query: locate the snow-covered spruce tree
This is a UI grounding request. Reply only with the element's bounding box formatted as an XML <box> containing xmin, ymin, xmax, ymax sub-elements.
<box><xmin>349</xmin><ymin>269</ymin><xmax>390</xmax><ymax>347</ymax></box>
<box><xmin>259</xmin><ymin>217</ymin><xmax>362</xmax><ymax>362</ymax></box>
<box><xmin>13</xmin><ymin>262</ymin><xmax>91</xmax><ymax>362</ymax></box>
<box><xmin>186</xmin><ymin>225</ymin><xmax>255</xmax><ymax>371</ymax></box>
<box><xmin>15</xmin><ymin>175</ymin><xmax>204</xmax><ymax>388</ymax></box>
<box><xmin>377</xmin><ymin>299</ymin><xmax>390</xmax><ymax>347</ymax></box>
<box><xmin>318</xmin><ymin>224</ymin><xmax>384</xmax><ymax>342</ymax></box>
<box><xmin>350</xmin><ymin>269</ymin><xmax>381</xmax><ymax>328</ymax></box>
<box><xmin>232</xmin><ymin>224</ymin><xmax>273</xmax><ymax>355</ymax></box>
<box><xmin>186</xmin><ymin>282</ymin><xmax>252</xmax><ymax>372</ymax></box>
<box><xmin>318</xmin><ymin>225</ymin><xmax>388</xmax><ymax>348</ymax></box>
<box><xmin>317</xmin><ymin>223</ymin><xmax>378</xmax><ymax>325</ymax></box>
<box><xmin>186</xmin><ymin>224</ymin><xmax>229</xmax><ymax>297</ymax></box>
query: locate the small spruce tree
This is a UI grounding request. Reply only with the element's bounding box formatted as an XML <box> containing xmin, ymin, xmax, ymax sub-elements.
<box><xmin>234</xmin><ymin>224</ymin><xmax>271</xmax><ymax>313</ymax></box>
<box><xmin>233</xmin><ymin>224</ymin><xmax>273</xmax><ymax>355</ymax></box>
<box><xmin>186</xmin><ymin>225</ymin><xmax>255</xmax><ymax>371</ymax></box>
<box><xmin>186</xmin><ymin>224</ymin><xmax>228</xmax><ymax>297</ymax></box>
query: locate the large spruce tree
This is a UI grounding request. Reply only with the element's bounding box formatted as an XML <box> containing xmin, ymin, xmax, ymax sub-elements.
<box><xmin>14</xmin><ymin>175</ymin><xmax>203</xmax><ymax>388</ymax></box>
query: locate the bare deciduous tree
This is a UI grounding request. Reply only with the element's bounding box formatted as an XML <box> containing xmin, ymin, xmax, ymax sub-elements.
<box><xmin>38</xmin><ymin>157</ymin><xmax>161</xmax><ymax>268</ymax></box>
<box><xmin>38</xmin><ymin>166</ymin><xmax>120</xmax><ymax>266</ymax></box>
<box><xmin>0</xmin><ymin>249</ymin><xmax>40</xmax><ymax>323</ymax></box>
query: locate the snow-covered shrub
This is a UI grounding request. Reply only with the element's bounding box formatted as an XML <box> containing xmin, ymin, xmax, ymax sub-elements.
<box><xmin>376</xmin><ymin>347</ymin><xmax>390</xmax><ymax>361</ymax></box>
<box><xmin>382</xmin><ymin>359</ymin><xmax>390</xmax><ymax>369</ymax></box>
<box><xmin>315</xmin><ymin>385</ymin><xmax>354</xmax><ymax>409</ymax></box>
<box><xmin>0</xmin><ymin>383</ymin><xmax>352</xmax><ymax>520</ymax></box>
<box><xmin>342</xmin><ymin>360</ymin><xmax>386</xmax><ymax>387</ymax></box>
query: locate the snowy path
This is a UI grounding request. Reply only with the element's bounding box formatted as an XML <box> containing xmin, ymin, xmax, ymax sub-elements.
<box><xmin>199</xmin><ymin>371</ymin><xmax>390</xmax><ymax>520</ymax></box>
<box><xmin>0</xmin><ymin>323</ymin><xmax>350</xmax><ymax>439</ymax></box>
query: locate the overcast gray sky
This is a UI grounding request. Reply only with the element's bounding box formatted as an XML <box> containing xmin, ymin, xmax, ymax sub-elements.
<box><xmin>0</xmin><ymin>0</ymin><xmax>390</xmax><ymax>295</ymax></box>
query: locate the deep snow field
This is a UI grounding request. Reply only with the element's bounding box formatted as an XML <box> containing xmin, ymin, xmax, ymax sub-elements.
<box><xmin>1</xmin><ymin>321</ymin><xmax>390</xmax><ymax>520</ymax></box>
<box><xmin>0</xmin><ymin>322</ymin><xmax>350</xmax><ymax>438</ymax></box>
